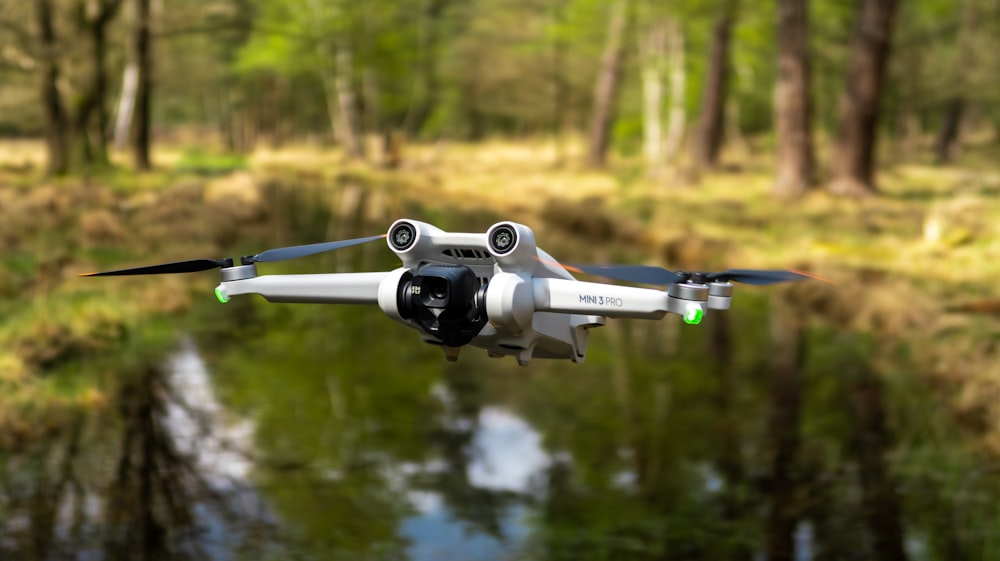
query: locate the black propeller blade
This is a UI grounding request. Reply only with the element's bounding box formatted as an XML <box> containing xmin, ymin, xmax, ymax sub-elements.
<box><xmin>704</xmin><ymin>269</ymin><xmax>814</xmax><ymax>285</ymax></box>
<box><xmin>81</xmin><ymin>234</ymin><xmax>386</xmax><ymax>277</ymax></box>
<box><xmin>569</xmin><ymin>264</ymin><xmax>821</xmax><ymax>286</ymax></box>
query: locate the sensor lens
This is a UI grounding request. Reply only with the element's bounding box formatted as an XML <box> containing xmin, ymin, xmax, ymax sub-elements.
<box><xmin>390</xmin><ymin>223</ymin><xmax>416</xmax><ymax>250</ymax></box>
<box><xmin>490</xmin><ymin>225</ymin><xmax>517</xmax><ymax>255</ymax></box>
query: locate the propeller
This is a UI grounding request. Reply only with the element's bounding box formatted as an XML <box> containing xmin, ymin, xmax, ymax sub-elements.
<box><xmin>80</xmin><ymin>234</ymin><xmax>387</xmax><ymax>277</ymax></box>
<box><xmin>566</xmin><ymin>264</ymin><xmax>823</xmax><ymax>286</ymax></box>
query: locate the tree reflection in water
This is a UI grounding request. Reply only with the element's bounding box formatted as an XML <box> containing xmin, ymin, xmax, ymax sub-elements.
<box><xmin>5</xmin><ymin>275</ymin><xmax>1000</xmax><ymax>560</ymax></box>
<box><xmin>0</xmin><ymin>351</ymin><xmax>267</xmax><ymax>561</ymax></box>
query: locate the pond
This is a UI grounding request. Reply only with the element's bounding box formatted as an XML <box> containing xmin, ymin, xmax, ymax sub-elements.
<box><xmin>2</xmin><ymin>185</ymin><xmax>999</xmax><ymax>561</ymax></box>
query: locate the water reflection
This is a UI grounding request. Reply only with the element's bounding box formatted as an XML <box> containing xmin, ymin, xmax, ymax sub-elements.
<box><xmin>5</xmin><ymin>285</ymin><xmax>1000</xmax><ymax>560</ymax></box>
<box><xmin>165</xmin><ymin>338</ymin><xmax>254</xmax><ymax>486</ymax></box>
<box><xmin>7</xmin><ymin>190</ymin><xmax>1000</xmax><ymax>560</ymax></box>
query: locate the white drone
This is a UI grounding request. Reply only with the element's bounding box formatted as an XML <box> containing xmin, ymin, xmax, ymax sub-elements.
<box><xmin>84</xmin><ymin>219</ymin><xmax>816</xmax><ymax>365</ymax></box>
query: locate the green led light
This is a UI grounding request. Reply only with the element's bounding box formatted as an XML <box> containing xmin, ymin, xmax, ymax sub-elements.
<box><xmin>683</xmin><ymin>306</ymin><xmax>704</xmax><ymax>325</ymax></box>
<box><xmin>214</xmin><ymin>286</ymin><xmax>229</xmax><ymax>304</ymax></box>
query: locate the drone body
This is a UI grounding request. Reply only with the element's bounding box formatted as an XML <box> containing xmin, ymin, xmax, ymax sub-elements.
<box><xmin>86</xmin><ymin>219</ymin><xmax>812</xmax><ymax>366</ymax></box>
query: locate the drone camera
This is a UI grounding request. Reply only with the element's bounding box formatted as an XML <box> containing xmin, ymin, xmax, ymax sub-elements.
<box><xmin>416</xmin><ymin>275</ymin><xmax>452</xmax><ymax>308</ymax></box>
<box><xmin>397</xmin><ymin>264</ymin><xmax>488</xmax><ymax>347</ymax></box>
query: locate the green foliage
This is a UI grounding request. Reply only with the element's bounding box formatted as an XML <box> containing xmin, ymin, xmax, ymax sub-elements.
<box><xmin>175</xmin><ymin>148</ymin><xmax>248</xmax><ymax>175</ymax></box>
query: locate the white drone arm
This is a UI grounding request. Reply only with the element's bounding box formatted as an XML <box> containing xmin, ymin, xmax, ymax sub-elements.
<box><xmin>216</xmin><ymin>272</ymin><xmax>389</xmax><ymax>304</ymax></box>
<box><xmin>533</xmin><ymin>277</ymin><xmax>682</xmax><ymax>320</ymax></box>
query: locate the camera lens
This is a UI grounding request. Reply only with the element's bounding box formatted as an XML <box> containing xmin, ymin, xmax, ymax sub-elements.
<box><xmin>490</xmin><ymin>225</ymin><xmax>517</xmax><ymax>255</ymax></box>
<box><xmin>389</xmin><ymin>223</ymin><xmax>416</xmax><ymax>250</ymax></box>
<box><xmin>421</xmin><ymin>277</ymin><xmax>450</xmax><ymax>307</ymax></box>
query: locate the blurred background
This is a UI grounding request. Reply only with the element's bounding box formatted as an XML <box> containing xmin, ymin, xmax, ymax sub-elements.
<box><xmin>1</xmin><ymin>0</ymin><xmax>1000</xmax><ymax>559</ymax></box>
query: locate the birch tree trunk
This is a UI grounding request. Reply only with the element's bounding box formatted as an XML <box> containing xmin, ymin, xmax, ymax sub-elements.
<box><xmin>773</xmin><ymin>0</ymin><xmax>814</xmax><ymax>197</ymax></box>
<box><xmin>640</xmin><ymin>22</ymin><xmax>666</xmax><ymax>174</ymax></box>
<box><xmin>639</xmin><ymin>22</ymin><xmax>666</xmax><ymax>175</ymax></box>
<box><xmin>306</xmin><ymin>0</ymin><xmax>364</xmax><ymax>159</ymax></box>
<box><xmin>335</xmin><ymin>42</ymin><xmax>365</xmax><ymax>159</ymax></box>
<box><xmin>663</xmin><ymin>19</ymin><xmax>686</xmax><ymax>163</ymax></box>
<box><xmin>113</xmin><ymin>63</ymin><xmax>139</xmax><ymax>149</ymax></box>
<box><xmin>131</xmin><ymin>0</ymin><xmax>152</xmax><ymax>171</ymax></box>
<box><xmin>549</xmin><ymin>0</ymin><xmax>569</xmax><ymax>165</ymax></box>
<box><xmin>586</xmin><ymin>0</ymin><xmax>629</xmax><ymax>168</ymax></box>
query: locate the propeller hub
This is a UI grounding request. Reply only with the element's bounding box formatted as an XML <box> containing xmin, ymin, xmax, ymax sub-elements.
<box><xmin>688</xmin><ymin>272</ymin><xmax>708</xmax><ymax>285</ymax></box>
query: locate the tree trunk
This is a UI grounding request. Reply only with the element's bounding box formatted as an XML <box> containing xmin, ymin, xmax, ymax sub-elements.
<box><xmin>934</xmin><ymin>2</ymin><xmax>976</xmax><ymax>165</ymax></box>
<box><xmin>691</xmin><ymin>1</ymin><xmax>737</xmax><ymax>171</ymax></box>
<box><xmin>73</xmin><ymin>0</ymin><xmax>122</xmax><ymax>168</ymax></box>
<box><xmin>335</xmin><ymin>42</ymin><xmax>365</xmax><ymax>159</ymax></box>
<box><xmin>404</xmin><ymin>0</ymin><xmax>448</xmax><ymax>136</ymax></box>
<box><xmin>934</xmin><ymin>97</ymin><xmax>964</xmax><ymax>164</ymax></box>
<box><xmin>640</xmin><ymin>22</ymin><xmax>666</xmax><ymax>174</ymax></box>
<box><xmin>848</xmin><ymin>366</ymin><xmax>907</xmax><ymax>561</ymax></box>
<box><xmin>708</xmin><ymin>312</ymin><xmax>753</xmax><ymax>560</ymax></box>
<box><xmin>774</xmin><ymin>0</ymin><xmax>814</xmax><ymax>197</ymax></box>
<box><xmin>549</xmin><ymin>1</ymin><xmax>569</xmax><ymax>165</ymax></box>
<box><xmin>830</xmin><ymin>0</ymin><xmax>898</xmax><ymax>197</ymax></box>
<box><xmin>113</xmin><ymin>63</ymin><xmax>139</xmax><ymax>149</ymax></box>
<box><xmin>91</xmin><ymin>2</ymin><xmax>120</xmax><ymax>159</ymax></box>
<box><xmin>663</xmin><ymin>19</ymin><xmax>686</xmax><ymax>163</ymax></box>
<box><xmin>35</xmin><ymin>0</ymin><xmax>70</xmax><ymax>176</ymax></box>
<box><xmin>131</xmin><ymin>0</ymin><xmax>153</xmax><ymax>171</ymax></box>
<box><xmin>586</xmin><ymin>0</ymin><xmax>629</xmax><ymax>168</ymax></box>
<box><xmin>765</xmin><ymin>293</ymin><xmax>804</xmax><ymax>561</ymax></box>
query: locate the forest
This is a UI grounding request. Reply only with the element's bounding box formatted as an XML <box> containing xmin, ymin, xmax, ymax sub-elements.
<box><xmin>2</xmin><ymin>0</ymin><xmax>1000</xmax><ymax>560</ymax></box>
<box><xmin>1</xmin><ymin>0</ymin><xmax>996</xmax><ymax>187</ymax></box>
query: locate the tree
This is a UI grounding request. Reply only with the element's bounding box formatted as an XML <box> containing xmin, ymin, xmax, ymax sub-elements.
<box><xmin>773</xmin><ymin>0</ymin><xmax>814</xmax><ymax>197</ymax></box>
<box><xmin>73</xmin><ymin>0</ymin><xmax>124</xmax><ymax>167</ymax></box>
<box><xmin>691</xmin><ymin>0</ymin><xmax>738</xmax><ymax>172</ymax></box>
<box><xmin>639</xmin><ymin>18</ymin><xmax>666</xmax><ymax>173</ymax></box>
<box><xmin>35</xmin><ymin>0</ymin><xmax>70</xmax><ymax>176</ymax></box>
<box><xmin>586</xmin><ymin>0</ymin><xmax>630</xmax><ymax>168</ymax></box>
<box><xmin>933</xmin><ymin>0</ymin><xmax>976</xmax><ymax>164</ymax></box>
<box><xmin>403</xmin><ymin>0</ymin><xmax>451</xmax><ymax>136</ymax></box>
<box><xmin>829</xmin><ymin>0</ymin><xmax>899</xmax><ymax>197</ymax></box>
<box><xmin>765</xmin><ymin>293</ymin><xmax>804</xmax><ymax>561</ymax></box>
<box><xmin>131</xmin><ymin>0</ymin><xmax>153</xmax><ymax>170</ymax></box>
<box><xmin>662</xmin><ymin>18</ymin><xmax>686</xmax><ymax>163</ymax></box>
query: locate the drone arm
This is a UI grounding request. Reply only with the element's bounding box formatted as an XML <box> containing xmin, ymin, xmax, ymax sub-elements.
<box><xmin>532</xmin><ymin>278</ymin><xmax>672</xmax><ymax>320</ymax></box>
<box><xmin>217</xmin><ymin>272</ymin><xmax>389</xmax><ymax>304</ymax></box>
